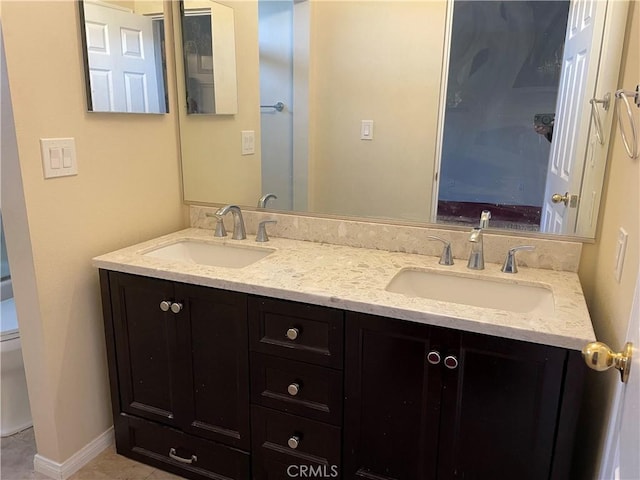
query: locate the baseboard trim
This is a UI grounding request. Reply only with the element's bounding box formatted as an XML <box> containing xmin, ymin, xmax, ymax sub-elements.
<box><xmin>33</xmin><ymin>426</ymin><xmax>114</xmax><ymax>480</ymax></box>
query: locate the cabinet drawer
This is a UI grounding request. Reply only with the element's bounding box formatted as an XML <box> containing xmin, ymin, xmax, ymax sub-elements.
<box><xmin>249</xmin><ymin>296</ymin><xmax>344</xmax><ymax>368</ymax></box>
<box><xmin>119</xmin><ymin>415</ymin><xmax>250</xmax><ymax>480</ymax></box>
<box><xmin>251</xmin><ymin>353</ymin><xmax>343</xmax><ymax>425</ymax></box>
<box><xmin>251</xmin><ymin>406</ymin><xmax>341</xmax><ymax>479</ymax></box>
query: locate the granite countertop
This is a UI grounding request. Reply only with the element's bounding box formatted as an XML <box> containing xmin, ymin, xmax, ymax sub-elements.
<box><xmin>92</xmin><ymin>228</ymin><xmax>595</xmax><ymax>351</ymax></box>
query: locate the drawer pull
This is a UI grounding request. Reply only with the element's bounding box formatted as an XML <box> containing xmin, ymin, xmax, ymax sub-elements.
<box><xmin>169</xmin><ymin>448</ymin><xmax>197</xmax><ymax>464</ymax></box>
<box><xmin>170</xmin><ymin>302</ymin><xmax>183</xmax><ymax>314</ymax></box>
<box><xmin>287</xmin><ymin>435</ymin><xmax>300</xmax><ymax>449</ymax></box>
<box><xmin>287</xmin><ymin>383</ymin><xmax>300</xmax><ymax>396</ymax></box>
<box><xmin>286</xmin><ymin>328</ymin><xmax>300</xmax><ymax>340</ymax></box>
<box><xmin>159</xmin><ymin>301</ymin><xmax>171</xmax><ymax>312</ymax></box>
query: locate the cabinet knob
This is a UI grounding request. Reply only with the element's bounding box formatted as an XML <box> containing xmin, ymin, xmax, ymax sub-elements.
<box><xmin>427</xmin><ymin>351</ymin><xmax>441</xmax><ymax>365</ymax></box>
<box><xmin>287</xmin><ymin>383</ymin><xmax>300</xmax><ymax>396</ymax></box>
<box><xmin>444</xmin><ymin>355</ymin><xmax>459</xmax><ymax>370</ymax></box>
<box><xmin>286</xmin><ymin>328</ymin><xmax>299</xmax><ymax>340</ymax></box>
<box><xmin>159</xmin><ymin>301</ymin><xmax>171</xmax><ymax>312</ymax></box>
<box><xmin>170</xmin><ymin>302</ymin><xmax>183</xmax><ymax>314</ymax></box>
<box><xmin>287</xmin><ymin>435</ymin><xmax>300</xmax><ymax>449</ymax></box>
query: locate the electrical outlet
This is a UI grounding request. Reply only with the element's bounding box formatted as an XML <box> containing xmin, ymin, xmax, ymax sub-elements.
<box><xmin>614</xmin><ymin>227</ymin><xmax>628</xmax><ymax>283</ymax></box>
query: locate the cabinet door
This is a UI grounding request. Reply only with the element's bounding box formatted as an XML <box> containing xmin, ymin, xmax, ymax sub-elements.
<box><xmin>174</xmin><ymin>283</ymin><xmax>250</xmax><ymax>450</ymax></box>
<box><xmin>437</xmin><ymin>332</ymin><xmax>566</xmax><ymax>480</ymax></box>
<box><xmin>109</xmin><ymin>272</ymin><xmax>180</xmax><ymax>427</ymax></box>
<box><xmin>344</xmin><ymin>313</ymin><xmax>443</xmax><ymax>480</ymax></box>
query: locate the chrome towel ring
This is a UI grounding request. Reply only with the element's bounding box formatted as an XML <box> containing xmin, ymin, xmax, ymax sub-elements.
<box><xmin>614</xmin><ymin>86</ymin><xmax>640</xmax><ymax>159</ymax></box>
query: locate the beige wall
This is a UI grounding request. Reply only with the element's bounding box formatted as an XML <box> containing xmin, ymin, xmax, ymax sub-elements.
<box><xmin>1</xmin><ymin>1</ymin><xmax>186</xmax><ymax>464</ymax></box>
<box><xmin>308</xmin><ymin>0</ymin><xmax>447</xmax><ymax>221</ymax></box>
<box><xmin>576</xmin><ymin>1</ymin><xmax>639</xmax><ymax>476</ymax></box>
<box><xmin>179</xmin><ymin>0</ymin><xmax>262</xmax><ymax>206</ymax></box>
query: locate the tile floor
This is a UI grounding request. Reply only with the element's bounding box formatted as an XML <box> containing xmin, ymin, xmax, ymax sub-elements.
<box><xmin>1</xmin><ymin>428</ymin><xmax>185</xmax><ymax>480</ymax></box>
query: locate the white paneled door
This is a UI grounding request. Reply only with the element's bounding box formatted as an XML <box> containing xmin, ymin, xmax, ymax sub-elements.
<box><xmin>83</xmin><ymin>2</ymin><xmax>161</xmax><ymax>113</ymax></box>
<box><xmin>541</xmin><ymin>0</ymin><xmax>607</xmax><ymax>234</ymax></box>
<box><xmin>599</xmin><ymin>274</ymin><xmax>640</xmax><ymax>479</ymax></box>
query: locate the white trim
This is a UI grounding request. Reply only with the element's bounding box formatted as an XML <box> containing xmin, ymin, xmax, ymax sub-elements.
<box><xmin>430</xmin><ymin>0</ymin><xmax>454</xmax><ymax>222</ymax></box>
<box><xmin>33</xmin><ymin>427</ymin><xmax>114</xmax><ymax>480</ymax></box>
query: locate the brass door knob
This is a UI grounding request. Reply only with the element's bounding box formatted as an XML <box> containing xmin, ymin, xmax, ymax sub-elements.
<box><xmin>551</xmin><ymin>192</ymin><xmax>570</xmax><ymax>206</ymax></box>
<box><xmin>286</xmin><ymin>328</ymin><xmax>299</xmax><ymax>340</ymax></box>
<box><xmin>159</xmin><ymin>301</ymin><xmax>171</xmax><ymax>312</ymax></box>
<box><xmin>582</xmin><ymin>341</ymin><xmax>633</xmax><ymax>383</ymax></box>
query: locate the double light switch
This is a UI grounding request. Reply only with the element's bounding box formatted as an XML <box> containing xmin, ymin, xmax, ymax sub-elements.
<box><xmin>40</xmin><ymin>138</ymin><xmax>78</xmax><ymax>178</ymax></box>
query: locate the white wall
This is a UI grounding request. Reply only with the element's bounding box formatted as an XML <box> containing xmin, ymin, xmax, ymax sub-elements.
<box><xmin>1</xmin><ymin>0</ymin><xmax>186</xmax><ymax>464</ymax></box>
<box><xmin>308</xmin><ymin>0</ymin><xmax>447</xmax><ymax>222</ymax></box>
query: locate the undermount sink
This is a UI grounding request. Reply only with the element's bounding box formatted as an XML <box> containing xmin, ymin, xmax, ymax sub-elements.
<box><xmin>143</xmin><ymin>240</ymin><xmax>274</xmax><ymax>268</ymax></box>
<box><xmin>386</xmin><ymin>268</ymin><xmax>555</xmax><ymax>315</ymax></box>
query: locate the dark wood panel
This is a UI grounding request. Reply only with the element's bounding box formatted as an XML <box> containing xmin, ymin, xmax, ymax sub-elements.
<box><xmin>251</xmin><ymin>406</ymin><xmax>341</xmax><ymax>479</ymax></box>
<box><xmin>249</xmin><ymin>296</ymin><xmax>344</xmax><ymax>368</ymax></box>
<box><xmin>437</xmin><ymin>331</ymin><xmax>567</xmax><ymax>480</ymax></box>
<box><xmin>174</xmin><ymin>283</ymin><xmax>250</xmax><ymax>450</ymax></box>
<box><xmin>251</xmin><ymin>352</ymin><xmax>343</xmax><ymax>425</ymax></box>
<box><xmin>550</xmin><ymin>350</ymin><xmax>586</xmax><ymax>480</ymax></box>
<box><xmin>120</xmin><ymin>414</ymin><xmax>250</xmax><ymax>480</ymax></box>
<box><xmin>109</xmin><ymin>272</ymin><xmax>179</xmax><ymax>426</ymax></box>
<box><xmin>344</xmin><ymin>312</ymin><xmax>442</xmax><ymax>480</ymax></box>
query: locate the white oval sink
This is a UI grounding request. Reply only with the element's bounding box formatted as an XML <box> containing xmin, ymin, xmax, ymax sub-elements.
<box><xmin>143</xmin><ymin>240</ymin><xmax>274</xmax><ymax>268</ymax></box>
<box><xmin>386</xmin><ymin>268</ymin><xmax>554</xmax><ymax>315</ymax></box>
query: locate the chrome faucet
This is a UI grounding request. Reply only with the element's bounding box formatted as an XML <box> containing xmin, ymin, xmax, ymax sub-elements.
<box><xmin>257</xmin><ymin>193</ymin><xmax>277</xmax><ymax>208</ymax></box>
<box><xmin>467</xmin><ymin>227</ymin><xmax>484</xmax><ymax>270</ymax></box>
<box><xmin>215</xmin><ymin>205</ymin><xmax>246</xmax><ymax>240</ymax></box>
<box><xmin>480</xmin><ymin>210</ymin><xmax>491</xmax><ymax>229</ymax></box>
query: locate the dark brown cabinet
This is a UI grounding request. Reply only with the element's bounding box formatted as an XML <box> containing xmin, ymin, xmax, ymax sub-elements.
<box><xmin>100</xmin><ymin>271</ymin><xmax>250</xmax><ymax>479</ymax></box>
<box><xmin>249</xmin><ymin>296</ymin><xmax>345</xmax><ymax>479</ymax></box>
<box><xmin>100</xmin><ymin>270</ymin><xmax>584</xmax><ymax>480</ymax></box>
<box><xmin>344</xmin><ymin>312</ymin><xmax>585</xmax><ymax>480</ymax></box>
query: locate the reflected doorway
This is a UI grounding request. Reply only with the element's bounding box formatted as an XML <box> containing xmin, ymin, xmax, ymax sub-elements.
<box><xmin>436</xmin><ymin>0</ymin><xmax>570</xmax><ymax>231</ymax></box>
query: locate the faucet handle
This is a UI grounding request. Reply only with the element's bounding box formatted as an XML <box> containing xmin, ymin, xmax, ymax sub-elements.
<box><xmin>256</xmin><ymin>220</ymin><xmax>277</xmax><ymax>242</ymax></box>
<box><xmin>206</xmin><ymin>213</ymin><xmax>227</xmax><ymax>237</ymax></box>
<box><xmin>426</xmin><ymin>236</ymin><xmax>454</xmax><ymax>266</ymax></box>
<box><xmin>501</xmin><ymin>245</ymin><xmax>535</xmax><ymax>274</ymax></box>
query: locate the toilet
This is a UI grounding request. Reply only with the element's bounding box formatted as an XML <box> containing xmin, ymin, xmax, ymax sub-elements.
<box><xmin>1</xmin><ymin>281</ymin><xmax>32</xmax><ymax>437</ymax></box>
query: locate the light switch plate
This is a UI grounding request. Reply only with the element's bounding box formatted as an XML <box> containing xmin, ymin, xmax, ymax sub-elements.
<box><xmin>241</xmin><ymin>130</ymin><xmax>255</xmax><ymax>155</ymax></box>
<box><xmin>361</xmin><ymin>120</ymin><xmax>374</xmax><ymax>140</ymax></box>
<box><xmin>40</xmin><ymin>138</ymin><xmax>78</xmax><ymax>178</ymax></box>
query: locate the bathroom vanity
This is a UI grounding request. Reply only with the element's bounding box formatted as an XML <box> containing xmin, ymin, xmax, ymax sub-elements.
<box><xmin>94</xmin><ymin>226</ymin><xmax>595</xmax><ymax>480</ymax></box>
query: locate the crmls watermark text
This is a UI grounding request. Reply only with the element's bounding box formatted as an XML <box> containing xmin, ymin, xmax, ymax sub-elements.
<box><xmin>286</xmin><ymin>464</ymin><xmax>339</xmax><ymax>478</ymax></box>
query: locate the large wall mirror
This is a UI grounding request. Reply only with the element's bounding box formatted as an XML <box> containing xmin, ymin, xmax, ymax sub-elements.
<box><xmin>176</xmin><ymin>0</ymin><xmax>629</xmax><ymax>239</ymax></box>
<box><xmin>79</xmin><ymin>0</ymin><xmax>169</xmax><ymax>114</ymax></box>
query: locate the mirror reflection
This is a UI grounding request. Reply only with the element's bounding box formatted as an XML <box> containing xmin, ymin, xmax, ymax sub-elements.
<box><xmin>79</xmin><ymin>0</ymin><xmax>169</xmax><ymax>114</ymax></box>
<box><xmin>178</xmin><ymin>0</ymin><xmax>624</xmax><ymax>238</ymax></box>
<box><xmin>180</xmin><ymin>0</ymin><xmax>238</xmax><ymax>114</ymax></box>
